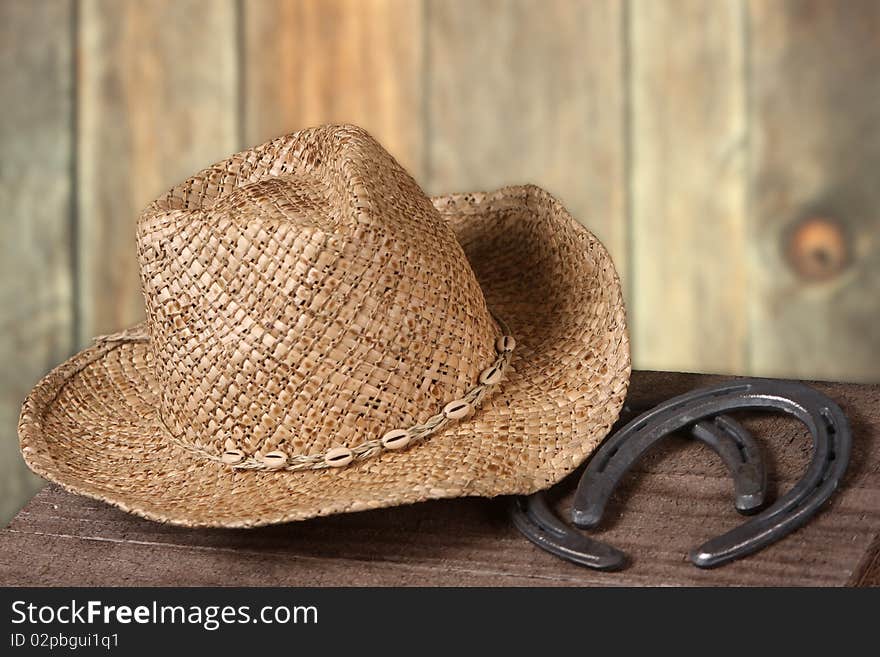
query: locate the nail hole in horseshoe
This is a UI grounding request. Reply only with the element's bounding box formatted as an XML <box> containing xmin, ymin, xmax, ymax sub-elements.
<box><xmin>820</xmin><ymin>408</ymin><xmax>837</xmax><ymax>435</ymax></box>
<box><xmin>711</xmin><ymin>384</ymin><xmax>750</xmax><ymax>397</ymax></box>
<box><xmin>714</xmin><ymin>419</ymin><xmax>750</xmax><ymax>464</ymax></box>
<box><xmin>598</xmin><ymin>446</ymin><xmax>619</xmax><ymax>471</ymax></box>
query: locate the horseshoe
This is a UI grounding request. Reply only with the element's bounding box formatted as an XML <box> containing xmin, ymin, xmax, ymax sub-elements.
<box><xmin>511</xmin><ymin>410</ymin><xmax>765</xmax><ymax>571</ymax></box>
<box><xmin>511</xmin><ymin>379</ymin><xmax>851</xmax><ymax>570</ymax></box>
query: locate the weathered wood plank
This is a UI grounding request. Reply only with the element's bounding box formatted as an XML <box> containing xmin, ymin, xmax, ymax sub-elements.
<box><xmin>629</xmin><ymin>0</ymin><xmax>748</xmax><ymax>374</ymax></box>
<box><xmin>748</xmin><ymin>0</ymin><xmax>880</xmax><ymax>382</ymax></box>
<box><xmin>852</xmin><ymin>535</ymin><xmax>880</xmax><ymax>587</ymax></box>
<box><xmin>0</xmin><ymin>529</ymin><xmax>572</xmax><ymax>587</ymax></box>
<box><xmin>0</xmin><ymin>0</ymin><xmax>74</xmax><ymax>524</ymax></box>
<box><xmin>242</xmin><ymin>0</ymin><xmax>424</xmax><ymax>176</ymax></box>
<box><xmin>3</xmin><ymin>372</ymin><xmax>877</xmax><ymax>586</ymax></box>
<box><xmin>78</xmin><ymin>0</ymin><xmax>239</xmax><ymax>340</ymax></box>
<box><xmin>0</xmin><ymin>474</ymin><xmax>874</xmax><ymax>586</ymax></box>
<box><xmin>425</xmin><ymin>0</ymin><xmax>628</xmax><ymax>279</ymax></box>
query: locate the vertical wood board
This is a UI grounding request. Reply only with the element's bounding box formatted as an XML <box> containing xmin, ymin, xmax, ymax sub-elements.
<box><xmin>78</xmin><ymin>0</ymin><xmax>239</xmax><ymax>340</ymax></box>
<box><xmin>243</xmin><ymin>0</ymin><xmax>425</xmax><ymax>176</ymax></box>
<box><xmin>426</xmin><ymin>0</ymin><xmax>628</xmax><ymax>278</ymax></box>
<box><xmin>0</xmin><ymin>0</ymin><xmax>74</xmax><ymax>523</ymax></box>
<box><xmin>749</xmin><ymin>0</ymin><xmax>880</xmax><ymax>381</ymax></box>
<box><xmin>629</xmin><ymin>0</ymin><xmax>748</xmax><ymax>374</ymax></box>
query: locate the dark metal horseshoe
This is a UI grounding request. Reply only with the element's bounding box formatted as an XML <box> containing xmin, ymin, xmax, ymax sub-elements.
<box><xmin>572</xmin><ymin>379</ymin><xmax>850</xmax><ymax>568</ymax></box>
<box><xmin>510</xmin><ymin>411</ymin><xmax>766</xmax><ymax>571</ymax></box>
<box><xmin>572</xmin><ymin>406</ymin><xmax>769</xmax><ymax>528</ymax></box>
<box><xmin>589</xmin><ymin>407</ymin><xmax>767</xmax><ymax>515</ymax></box>
<box><xmin>510</xmin><ymin>494</ymin><xmax>627</xmax><ymax>571</ymax></box>
<box><xmin>689</xmin><ymin>415</ymin><xmax>766</xmax><ymax>513</ymax></box>
<box><xmin>511</xmin><ymin>379</ymin><xmax>851</xmax><ymax>571</ymax></box>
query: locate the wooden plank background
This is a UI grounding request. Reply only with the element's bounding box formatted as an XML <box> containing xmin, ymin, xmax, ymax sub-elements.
<box><xmin>748</xmin><ymin>0</ymin><xmax>880</xmax><ymax>382</ymax></box>
<box><xmin>78</xmin><ymin>0</ymin><xmax>239</xmax><ymax>338</ymax></box>
<box><xmin>2</xmin><ymin>0</ymin><xmax>879</xmax><ymax>524</ymax></box>
<box><xmin>0</xmin><ymin>0</ymin><xmax>75</xmax><ymax>524</ymax></box>
<box><xmin>424</xmin><ymin>0</ymin><xmax>628</xmax><ymax>272</ymax></box>
<box><xmin>630</xmin><ymin>0</ymin><xmax>747</xmax><ymax>373</ymax></box>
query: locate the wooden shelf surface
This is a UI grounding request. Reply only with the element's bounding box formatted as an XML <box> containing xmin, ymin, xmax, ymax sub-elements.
<box><xmin>2</xmin><ymin>371</ymin><xmax>878</xmax><ymax>587</ymax></box>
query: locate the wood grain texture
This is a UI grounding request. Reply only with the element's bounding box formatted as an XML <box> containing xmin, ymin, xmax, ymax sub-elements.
<box><xmin>630</xmin><ymin>0</ymin><xmax>748</xmax><ymax>374</ymax></box>
<box><xmin>425</xmin><ymin>0</ymin><xmax>628</xmax><ymax>280</ymax></box>
<box><xmin>0</xmin><ymin>0</ymin><xmax>73</xmax><ymax>524</ymax></box>
<box><xmin>749</xmin><ymin>0</ymin><xmax>880</xmax><ymax>382</ymax></box>
<box><xmin>243</xmin><ymin>0</ymin><xmax>424</xmax><ymax>176</ymax></box>
<box><xmin>852</xmin><ymin>534</ymin><xmax>880</xmax><ymax>587</ymax></box>
<box><xmin>2</xmin><ymin>371</ymin><xmax>877</xmax><ymax>586</ymax></box>
<box><xmin>77</xmin><ymin>0</ymin><xmax>238</xmax><ymax>340</ymax></box>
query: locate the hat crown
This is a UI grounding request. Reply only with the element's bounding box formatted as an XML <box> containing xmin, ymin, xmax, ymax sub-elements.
<box><xmin>136</xmin><ymin>125</ymin><xmax>499</xmax><ymax>464</ymax></box>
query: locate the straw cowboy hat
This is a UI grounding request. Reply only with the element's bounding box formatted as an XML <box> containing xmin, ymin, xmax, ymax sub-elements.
<box><xmin>19</xmin><ymin>124</ymin><xmax>630</xmax><ymax>528</ymax></box>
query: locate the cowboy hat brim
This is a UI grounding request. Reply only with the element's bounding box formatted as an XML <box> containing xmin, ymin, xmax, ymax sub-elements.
<box><xmin>18</xmin><ymin>185</ymin><xmax>630</xmax><ymax>528</ymax></box>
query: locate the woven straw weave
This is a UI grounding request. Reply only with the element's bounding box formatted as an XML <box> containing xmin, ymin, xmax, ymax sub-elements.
<box><xmin>19</xmin><ymin>125</ymin><xmax>630</xmax><ymax>527</ymax></box>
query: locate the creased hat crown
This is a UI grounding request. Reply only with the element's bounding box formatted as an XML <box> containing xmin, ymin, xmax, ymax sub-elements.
<box><xmin>136</xmin><ymin>125</ymin><xmax>500</xmax><ymax>466</ymax></box>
